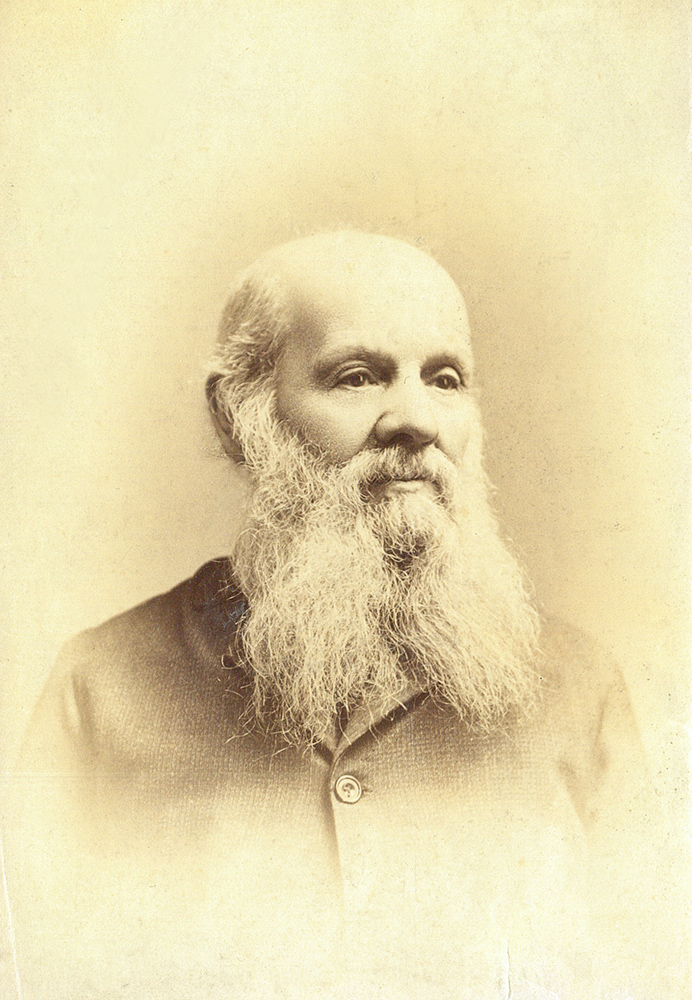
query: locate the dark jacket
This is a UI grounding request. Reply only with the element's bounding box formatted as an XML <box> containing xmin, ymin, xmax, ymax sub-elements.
<box><xmin>7</xmin><ymin>560</ymin><xmax>672</xmax><ymax>999</ymax></box>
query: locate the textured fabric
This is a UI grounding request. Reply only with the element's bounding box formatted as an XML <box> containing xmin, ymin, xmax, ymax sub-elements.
<box><xmin>5</xmin><ymin>561</ymin><xmax>678</xmax><ymax>998</ymax></box>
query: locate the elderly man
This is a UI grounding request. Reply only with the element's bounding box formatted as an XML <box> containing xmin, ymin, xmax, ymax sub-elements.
<box><xmin>9</xmin><ymin>232</ymin><xmax>669</xmax><ymax>998</ymax></box>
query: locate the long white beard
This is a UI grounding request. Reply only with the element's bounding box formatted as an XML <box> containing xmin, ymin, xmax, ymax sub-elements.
<box><xmin>229</xmin><ymin>392</ymin><xmax>541</xmax><ymax>746</ymax></box>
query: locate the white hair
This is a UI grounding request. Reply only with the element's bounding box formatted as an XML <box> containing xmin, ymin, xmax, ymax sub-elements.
<box><xmin>229</xmin><ymin>391</ymin><xmax>542</xmax><ymax>747</ymax></box>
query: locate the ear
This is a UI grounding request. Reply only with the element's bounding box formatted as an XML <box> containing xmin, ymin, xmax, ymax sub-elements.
<box><xmin>206</xmin><ymin>376</ymin><xmax>246</xmax><ymax>465</ymax></box>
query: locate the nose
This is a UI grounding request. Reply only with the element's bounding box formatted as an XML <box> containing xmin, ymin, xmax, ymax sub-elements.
<box><xmin>373</xmin><ymin>377</ymin><xmax>439</xmax><ymax>450</ymax></box>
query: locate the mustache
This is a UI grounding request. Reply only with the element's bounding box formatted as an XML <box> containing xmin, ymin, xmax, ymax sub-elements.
<box><xmin>345</xmin><ymin>445</ymin><xmax>457</xmax><ymax>501</ymax></box>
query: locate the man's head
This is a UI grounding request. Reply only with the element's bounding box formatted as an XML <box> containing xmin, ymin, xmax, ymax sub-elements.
<box><xmin>207</xmin><ymin>231</ymin><xmax>540</xmax><ymax>745</ymax></box>
<box><xmin>208</xmin><ymin>230</ymin><xmax>477</xmax><ymax>466</ymax></box>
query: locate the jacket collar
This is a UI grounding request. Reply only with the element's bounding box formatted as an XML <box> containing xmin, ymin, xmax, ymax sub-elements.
<box><xmin>319</xmin><ymin>678</ymin><xmax>429</xmax><ymax>757</ymax></box>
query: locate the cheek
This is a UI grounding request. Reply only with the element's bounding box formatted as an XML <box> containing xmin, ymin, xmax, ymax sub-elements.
<box><xmin>444</xmin><ymin>403</ymin><xmax>479</xmax><ymax>465</ymax></box>
<box><xmin>285</xmin><ymin>398</ymin><xmax>374</xmax><ymax>462</ymax></box>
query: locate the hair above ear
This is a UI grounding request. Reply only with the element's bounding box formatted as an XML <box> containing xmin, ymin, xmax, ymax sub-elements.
<box><xmin>206</xmin><ymin>374</ymin><xmax>246</xmax><ymax>464</ymax></box>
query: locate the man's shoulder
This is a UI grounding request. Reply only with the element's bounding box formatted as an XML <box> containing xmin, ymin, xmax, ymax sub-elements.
<box><xmin>20</xmin><ymin>560</ymin><xmax>248</xmax><ymax>771</ymax></box>
<box><xmin>537</xmin><ymin>615</ymin><xmax>635</xmax><ymax>731</ymax></box>
<box><xmin>539</xmin><ymin>615</ymin><xmax>626</xmax><ymax>703</ymax></box>
<box><xmin>532</xmin><ymin>615</ymin><xmax>648</xmax><ymax>830</ymax></box>
<box><xmin>62</xmin><ymin>558</ymin><xmax>243</xmax><ymax>676</ymax></box>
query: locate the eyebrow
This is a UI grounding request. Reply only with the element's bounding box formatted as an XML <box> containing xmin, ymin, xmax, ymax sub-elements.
<box><xmin>421</xmin><ymin>353</ymin><xmax>471</xmax><ymax>385</ymax></box>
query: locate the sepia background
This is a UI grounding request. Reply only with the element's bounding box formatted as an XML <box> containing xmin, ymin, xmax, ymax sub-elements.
<box><xmin>1</xmin><ymin>0</ymin><xmax>689</xmax><ymax>832</ymax></box>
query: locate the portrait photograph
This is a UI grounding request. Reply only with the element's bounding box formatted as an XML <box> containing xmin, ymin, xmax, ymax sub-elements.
<box><xmin>1</xmin><ymin>2</ymin><xmax>689</xmax><ymax>998</ymax></box>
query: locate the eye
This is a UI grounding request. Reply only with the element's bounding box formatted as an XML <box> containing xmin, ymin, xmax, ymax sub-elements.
<box><xmin>336</xmin><ymin>368</ymin><xmax>377</xmax><ymax>388</ymax></box>
<box><xmin>432</xmin><ymin>369</ymin><xmax>463</xmax><ymax>391</ymax></box>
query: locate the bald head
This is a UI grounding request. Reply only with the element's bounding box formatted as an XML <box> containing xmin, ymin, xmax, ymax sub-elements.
<box><xmin>257</xmin><ymin>231</ymin><xmax>468</xmax><ymax>329</ymax></box>
<box><xmin>207</xmin><ymin>231</ymin><xmax>475</xmax><ymax>465</ymax></box>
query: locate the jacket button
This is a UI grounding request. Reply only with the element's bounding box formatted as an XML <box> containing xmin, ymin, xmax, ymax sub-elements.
<box><xmin>334</xmin><ymin>774</ymin><xmax>362</xmax><ymax>803</ymax></box>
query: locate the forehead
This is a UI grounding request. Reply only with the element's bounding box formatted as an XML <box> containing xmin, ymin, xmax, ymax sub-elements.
<box><xmin>276</xmin><ymin>247</ymin><xmax>473</xmax><ymax>374</ymax></box>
